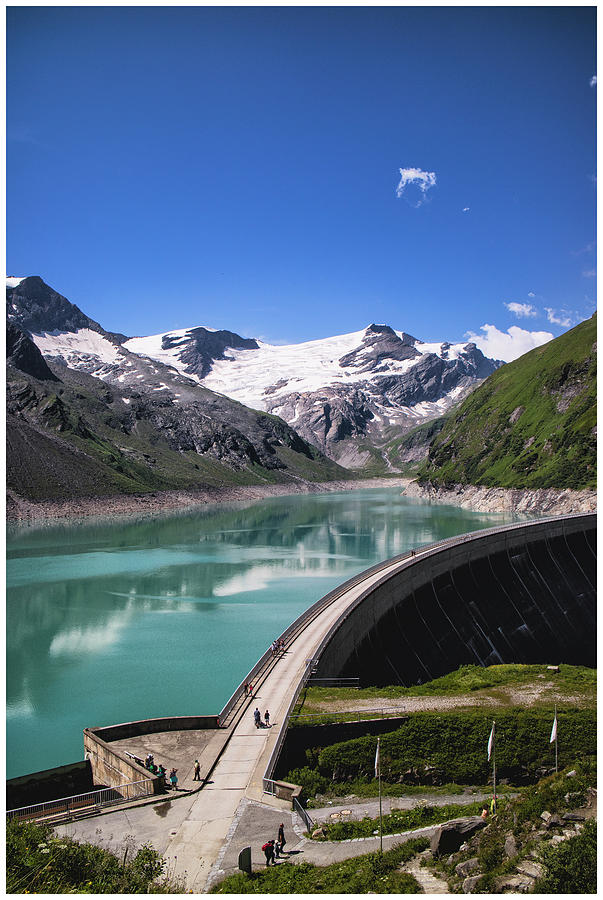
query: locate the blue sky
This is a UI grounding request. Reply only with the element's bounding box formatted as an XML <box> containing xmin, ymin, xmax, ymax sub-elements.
<box><xmin>6</xmin><ymin>6</ymin><xmax>596</xmax><ymax>360</ymax></box>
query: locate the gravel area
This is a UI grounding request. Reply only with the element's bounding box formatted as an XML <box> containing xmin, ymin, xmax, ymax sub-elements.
<box><xmin>312</xmin><ymin>680</ymin><xmax>591</xmax><ymax>715</ymax></box>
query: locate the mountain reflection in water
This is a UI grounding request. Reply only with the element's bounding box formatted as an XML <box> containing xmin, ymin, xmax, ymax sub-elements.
<box><xmin>6</xmin><ymin>487</ymin><xmax>526</xmax><ymax>778</ymax></box>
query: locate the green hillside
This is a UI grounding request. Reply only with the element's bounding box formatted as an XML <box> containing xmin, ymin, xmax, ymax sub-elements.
<box><xmin>416</xmin><ymin>315</ymin><xmax>596</xmax><ymax>490</ymax></box>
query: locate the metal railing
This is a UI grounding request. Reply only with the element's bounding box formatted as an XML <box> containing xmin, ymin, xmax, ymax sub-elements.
<box><xmin>293</xmin><ymin>796</ymin><xmax>314</xmax><ymax>831</ymax></box>
<box><xmin>262</xmin><ymin>777</ymin><xmax>277</xmax><ymax>796</ymax></box>
<box><xmin>7</xmin><ymin>779</ymin><xmax>151</xmax><ymax>823</ymax></box>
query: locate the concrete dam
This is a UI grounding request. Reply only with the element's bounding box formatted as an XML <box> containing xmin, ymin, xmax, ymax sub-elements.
<box><xmin>311</xmin><ymin>513</ymin><xmax>596</xmax><ymax>687</ymax></box>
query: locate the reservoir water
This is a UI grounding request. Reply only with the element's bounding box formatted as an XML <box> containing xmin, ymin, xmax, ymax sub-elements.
<box><xmin>7</xmin><ymin>487</ymin><xmax>525</xmax><ymax>779</ymax></box>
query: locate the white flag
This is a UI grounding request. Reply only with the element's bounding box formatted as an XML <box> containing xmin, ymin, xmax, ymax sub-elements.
<box><xmin>487</xmin><ymin>722</ymin><xmax>495</xmax><ymax>761</ymax></box>
<box><xmin>550</xmin><ymin>714</ymin><xmax>557</xmax><ymax>744</ymax></box>
<box><xmin>374</xmin><ymin>738</ymin><xmax>380</xmax><ymax>778</ymax></box>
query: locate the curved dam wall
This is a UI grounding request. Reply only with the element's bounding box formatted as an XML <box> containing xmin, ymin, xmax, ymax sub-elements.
<box><xmin>312</xmin><ymin>514</ymin><xmax>596</xmax><ymax>687</ymax></box>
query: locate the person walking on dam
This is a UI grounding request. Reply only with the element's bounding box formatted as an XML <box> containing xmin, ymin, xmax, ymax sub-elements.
<box><xmin>254</xmin><ymin>707</ymin><xmax>261</xmax><ymax>728</ymax></box>
<box><xmin>264</xmin><ymin>709</ymin><xmax>270</xmax><ymax>727</ymax></box>
<box><xmin>193</xmin><ymin>759</ymin><xmax>201</xmax><ymax>781</ymax></box>
<box><xmin>278</xmin><ymin>822</ymin><xmax>286</xmax><ymax>853</ymax></box>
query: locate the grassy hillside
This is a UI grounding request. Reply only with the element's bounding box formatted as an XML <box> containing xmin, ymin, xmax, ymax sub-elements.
<box><xmin>416</xmin><ymin>315</ymin><xmax>596</xmax><ymax>490</ymax></box>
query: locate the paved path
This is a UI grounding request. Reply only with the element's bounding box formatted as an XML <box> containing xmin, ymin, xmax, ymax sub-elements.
<box><xmin>403</xmin><ymin>850</ymin><xmax>450</xmax><ymax>893</ymax></box>
<box><xmin>161</xmin><ymin>557</ymin><xmax>407</xmax><ymax>890</ymax></box>
<box><xmin>59</xmin><ymin>552</ymin><xmax>421</xmax><ymax>891</ymax></box>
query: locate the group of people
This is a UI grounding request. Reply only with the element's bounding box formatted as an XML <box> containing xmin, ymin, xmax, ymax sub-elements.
<box><xmin>243</xmin><ymin>682</ymin><xmax>254</xmax><ymax>697</ymax></box>
<box><xmin>271</xmin><ymin>638</ymin><xmax>285</xmax><ymax>656</ymax></box>
<box><xmin>144</xmin><ymin>754</ymin><xmax>179</xmax><ymax>789</ymax></box>
<box><xmin>261</xmin><ymin>823</ymin><xmax>287</xmax><ymax>865</ymax></box>
<box><xmin>253</xmin><ymin>707</ymin><xmax>271</xmax><ymax>728</ymax></box>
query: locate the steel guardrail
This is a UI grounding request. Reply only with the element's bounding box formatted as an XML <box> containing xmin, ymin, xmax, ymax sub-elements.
<box><xmin>7</xmin><ymin>779</ymin><xmax>150</xmax><ymax>823</ymax></box>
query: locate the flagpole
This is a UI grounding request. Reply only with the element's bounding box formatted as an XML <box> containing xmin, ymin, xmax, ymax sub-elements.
<box><xmin>554</xmin><ymin>705</ymin><xmax>558</xmax><ymax>774</ymax></box>
<box><xmin>492</xmin><ymin>720</ymin><xmax>496</xmax><ymax>811</ymax></box>
<box><xmin>378</xmin><ymin>738</ymin><xmax>383</xmax><ymax>853</ymax></box>
<box><xmin>375</xmin><ymin>736</ymin><xmax>383</xmax><ymax>853</ymax></box>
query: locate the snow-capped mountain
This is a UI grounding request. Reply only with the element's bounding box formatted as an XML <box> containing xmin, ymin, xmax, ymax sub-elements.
<box><xmin>6</xmin><ymin>277</ymin><xmax>345</xmax><ymax>489</ymax></box>
<box><xmin>125</xmin><ymin>322</ymin><xmax>501</xmax><ymax>466</ymax></box>
<box><xmin>7</xmin><ymin>276</ymin><xmax>502</xmax><ymax>469</ymax></box>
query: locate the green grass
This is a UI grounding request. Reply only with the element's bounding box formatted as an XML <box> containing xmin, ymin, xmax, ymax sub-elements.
<box><xmin>210</xmin><ymin>837</ymin><xmax>429</xmax><ymax>893</ymax></box>
<box><xmin>417</xmin><ymin>314</ymin><xmax>596</xmax><ymax>490</ymax></box>
<box><xmin>311</xmin><ymin>799</ymin><xmax>489</xmax><ymax>841</ymax></box>
<box><xmin>292</xmin><ymin>664</ymin><xmax>596</xmax><ymax>722</ymax></box>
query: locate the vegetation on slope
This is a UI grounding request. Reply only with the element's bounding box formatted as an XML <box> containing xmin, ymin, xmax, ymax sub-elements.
<box><xmin>416</xmin><ymin>314</ymin><xmax>596</xmax><ymax>490</ymax></box>
<box><xmin>286</xmin><ymin>707</ymin><xmax>595</xmax><ymax>797</ymax></box>
<box><xmin>7</xmin><ymin>819</ymin><xmax>183</xmax><ymax>893</ymax></box>
<box><xmin>210</xmin><ymin>837</ymin><xmax>428</xmax><ymax>893</ymax></box>
<box><xmin>432</xmin><ymin>760</ymin><xmax>597</xmax><ymax>893</ymax></box>
<box><xmin>285</xmin><ymin>665</ymin><xmax>596</xmax><ymax>800</ymax></box>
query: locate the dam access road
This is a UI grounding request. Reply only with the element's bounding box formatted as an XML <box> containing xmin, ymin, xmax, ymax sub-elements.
<box><xmin>58</xmin><ymin>551</ymin><xmax>412</xmax><ymax>891</ymax></box>
<box><xmin>56</xmin><ymin>513</ymin><xmax>596</xmax><ymax>891</ymax></box>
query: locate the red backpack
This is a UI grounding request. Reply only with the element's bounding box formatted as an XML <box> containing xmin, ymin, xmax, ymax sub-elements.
<box><xmin>262</xmin><ymin>842</ymin><xmax>271</xmax><ymax>852</ymax></box>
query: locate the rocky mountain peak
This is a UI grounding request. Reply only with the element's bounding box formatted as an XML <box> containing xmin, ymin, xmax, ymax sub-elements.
<box><xmin>7</xmin><ymin>276</ymin><xmax>128</xmax><ymax>344</ymax></box>
<box><xmin>339</xmin><ymin>323</ymin><xmax>421</xmax><ymax>371</ymax></box>
<box><xmin>161</xmin><ymin>326</ymin><xmax>259</xmax><ymax>379</ymax></box>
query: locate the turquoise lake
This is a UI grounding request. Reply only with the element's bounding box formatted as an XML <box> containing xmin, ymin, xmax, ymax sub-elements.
<box><xmin>6</xmin><ymin>488</ymin><xmax>526</xmax><ymax>779</ymax></box>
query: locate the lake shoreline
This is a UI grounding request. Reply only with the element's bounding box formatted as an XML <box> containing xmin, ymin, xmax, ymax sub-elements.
<box><xmin>403</xmin><ymin>481</ymin><xmax>597</xmax><ymax>516</ymax></box>
<box><xmin>6</xmin><ymin>476</ymin><xmax>412</xmax><ymax>524</ymax></box>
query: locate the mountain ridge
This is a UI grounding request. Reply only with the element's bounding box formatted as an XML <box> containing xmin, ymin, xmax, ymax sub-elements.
<box><xmin>8</xmin><ymin>275</ymin><xmax>503</xmax><ymax>470</ymax></box>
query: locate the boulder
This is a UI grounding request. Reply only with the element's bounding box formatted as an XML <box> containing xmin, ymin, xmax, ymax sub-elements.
<box><xmin>493</xmin><ymin>874</ymin><xmax>533</xmax><ymax>893</ymax></box>
<box><xmin>462</xmin><ymin>874</ymin><xmax>482</xmax><ymax>893</ymax></box>
<box><xmin>311</xmin><ymin>826</ymin><xmax>326</xmax><ymax>839</ymax></box>
<box><xmin>562</xmin><ymin>812</ymin><xmax>585</xmax><ymax>822</ymax></box>
<box><xmin>455</xmin><ymin>857</ymin><xmax>479</xmax><ymax>877</ymax></box>
<box><xmin>516</xmin><ymin>860</ymin><xmax>544</xmax><ymax>879</ymax></box>
<box><xmin>430</xmin><ymin>817</ymin><xmax>487</xmax><ymax>857</ymax></box>
<box><xmin>504</xmin><ymin>833</ymin><xmax>517</xmax><ymax>858</ymax></box>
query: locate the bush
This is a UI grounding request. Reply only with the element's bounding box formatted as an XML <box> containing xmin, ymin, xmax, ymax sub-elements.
<box><xmin>312</xmin><ymin>708</ymin><xmax>595</xmax><ymax>787</ymax></box>
<box><xmin>6</xmin><ymin>819</ymin><xmax>181</xmax><ymax>894</ymax></box>
<box><xmin>477</xmin><ymin>821</ymin><xmax>505</xmax><ymax>872</ymax></box>
<box><xmin>534</xmin><ymin>820</ymin><xmax>597</xmax><ymax>893</ymax></box>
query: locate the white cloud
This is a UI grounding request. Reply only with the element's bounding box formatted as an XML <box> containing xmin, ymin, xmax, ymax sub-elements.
<box><xmin>582</xmin><ymin>268</ymin><xmax>596</xmax><ymax>278</ymax></box>
<box><xmin>545</xmin><ymin>307</ymin><xmax>575</xmax><ymax>328</ymax></box>
<box><xmin>527</xmin><ymin>291</ymin><xmax>535</xmax><ymax>298</ymax></box>
<box><xmin>462</xmin><ymin>207</ymin><xmax>470</xmax><ymax>212</ymax></box>
<box><xmin>505</xmin><ymin>301</ymin><xmax>538</xmax><ymax>318</ymax></box>
<box><xmin>395</xmin><ymin>166</ymin><xmax>437</xmax><ymax>207</ymax></box>
<box><xmin>590</xmin><ymin>75</ymin><xmax>597</xmax><ymax>87</ymax></box>
<box><xmin>465</xmin><ymin>324</ymin><xmax>553</xmax><ymax>362</ymax></box>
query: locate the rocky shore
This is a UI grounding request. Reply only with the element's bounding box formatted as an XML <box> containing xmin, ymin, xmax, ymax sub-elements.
<box><xmin>6</xmin><ymin>476</ymin><xmax>411</xmax><ymax>523</ymax></box>
<box><xmin>403</xmin><ymin>480</ymin><xmax>597</xmax><ymax>516</ymax></box>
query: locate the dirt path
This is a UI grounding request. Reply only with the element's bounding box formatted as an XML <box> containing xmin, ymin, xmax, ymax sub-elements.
<box><xmin>310</xmin><ymin>679</ymin><xmax>590</xmax><ymax>715</ymax></box>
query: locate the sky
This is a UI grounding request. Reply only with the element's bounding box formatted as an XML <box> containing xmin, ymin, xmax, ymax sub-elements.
<box><xmin>6</xmin><ymin>5</ymin><xmax>597</xmax><ymax>361</ymax></box>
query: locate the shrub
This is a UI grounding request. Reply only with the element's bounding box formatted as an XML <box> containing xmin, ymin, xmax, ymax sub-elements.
<box><xmin>312</xmin><ymin>708</ymin><xmax>595</xmax><ymax>787</ymax></box>
<box><xmin>534</xmin><ymin>820</ymin><xmax>597</xmax><ymax>894</ymax></box>
<box><xmin>6</xmin><ymin>819</ymin><xmax>181</xmax><ymax>894</ymax></box>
